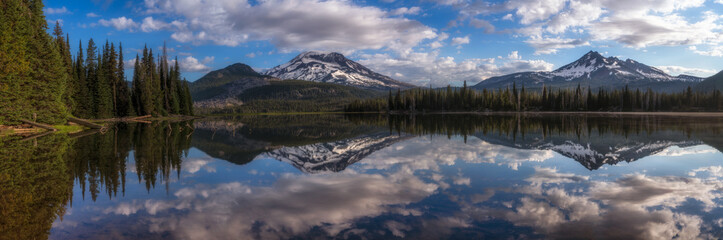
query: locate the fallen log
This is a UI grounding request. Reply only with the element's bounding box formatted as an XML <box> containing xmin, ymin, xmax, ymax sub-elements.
<box><xmin>68</xmin><ymin>117</ymin><xmax>104</xmax><ymax>129</ymax></box>
<box><xmin>19</xmin><ymin>119</ymin><xmax>57</xmax><ymax>131</ymax></box>
<box><xmin>131</xmin><ymin>115</ymin><xmax>152</xmax><ymax>120</ymax></box>
<box><xmin>20</xmin><ymin>131</ymin><xmax>53</xmax><ymax>142</ymax></box>
<box><xmin>69</xmin><ymin>129</ymin><xmax>101</xmax><ymax>139</ymax></box>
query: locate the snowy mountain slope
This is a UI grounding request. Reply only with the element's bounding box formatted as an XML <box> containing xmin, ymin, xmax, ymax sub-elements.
<box><xmin>265</xmin><ymin>132</ymin><xmax>413</xmax><ymax>173</ymax></box>
<box><xmin>265</xmin><ymin>51</ymin><xmax>416</xmax><ymax>90</ymax></box>
<box><xmin>475</xmin><ymin>130</ymin><xmax>702</xmax><ymax>170</ymax></box>
<box><xmin>473</xmin><ymin>51</ymin><xmax>704</xmax><ymax>92</ymax></box>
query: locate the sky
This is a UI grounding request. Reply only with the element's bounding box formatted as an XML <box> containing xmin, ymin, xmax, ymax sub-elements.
<box><xmin>44</xmin><ymin>0</ymin><xmax>723</xmax><ymax>87</ymax></box>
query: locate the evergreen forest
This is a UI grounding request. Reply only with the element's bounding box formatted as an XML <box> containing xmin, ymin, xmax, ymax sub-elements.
<box><xmin>0</xmin><ymin>0</ymin><xmax>193</xmax><ymax>125</ymax></box>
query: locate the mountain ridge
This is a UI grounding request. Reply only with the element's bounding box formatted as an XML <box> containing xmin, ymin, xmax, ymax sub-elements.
<box><xmin>264</xmin><ymin>51</ymin><xmax>416</xmax><ymax>90</ymax></box>
<box><xmin>473</xmin><ymin>51</ymin><xmax>705</xmax><ymax>92</ymax></box>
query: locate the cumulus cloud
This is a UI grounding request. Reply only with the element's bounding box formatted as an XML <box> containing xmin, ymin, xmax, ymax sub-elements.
<box><xmin>140</xmin><ymin>17</ymin><xmax>170</xmax><ymax>32</ymax></box>
<box><xmin>487</xmin><ymin>168</ymin><xmax>723</xmax><ymax>239</ymax></box>
<box><xmin>469</xmin><ymin>18</ymin><xmax>495</xmax><ymax>33</ymax></box>
<box><xmin>654</xmin><ymin>66</ymin><xmax>718</xmax><ymax>78</ymax></box>
<box><xmin>444</xmin><ymin>0</ymin><xmax>720</xmax><ymax>55</ymax></box>
<box><xmin>525</xmin><ymin>37</ymin><xmax>589</xmax><ymax>55</ymax></box>
<box><xmin>86</xmin><ymin>12</ymin><xmax>100</xmax><ymax>18</ymax></box>
<box><xmin>359</xmin><ymin>136</ymin><xmax>554</xmax><ymax>172</ymax></box>
<box><xmin>178</xmin><ymin>56</ymin><xmax>212</xmax><ymax>72</ymax></box>
<box><xmin>103</xmin><ymin>173</ymin><xmax>437</xmax><ymax>239</ymax></box>
<box><xmin>451</xmin><ymin>36</ymin><xmax>470</xmax><ymax>46</ymax></box>
<box><xmin>142</xmin><ymin>0</ymin><xmax>437</xmax><ymax>52</ymax></box>
<box><xmin>45</xmin><ymin>6</ymin><xmax>70</xmax><ymax>15</ymax></box>
<box><xmin>99</xmin><ymin>16</ymin><xmax>139</xmax><ymax>31</ymax></box>
<box><xmin>358</xmin><ymin>50</ymin><xmax>553</xmax><ymax>86</ymax></box>
<box><xmin>589</xmin><ymin>13</ymin><xmax>721</xmax><ymax>48</ymax></box>
<box><xmin>689</xmin><ymin>45</ymin><xmax>723</xmax><ymax>57</ymax></box>
<box><xmin>390</xmin><ymin>7</ymin><xmax>422</xmax><ymax>16</ymax></box>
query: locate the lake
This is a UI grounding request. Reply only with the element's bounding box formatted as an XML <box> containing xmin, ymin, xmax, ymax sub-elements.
<box><xmin>2</xmin><ymin>113</ymin><xmax>723</xmax><ymax>239</ymax></box>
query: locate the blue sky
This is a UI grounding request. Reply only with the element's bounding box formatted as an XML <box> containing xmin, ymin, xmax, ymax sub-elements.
<box><xmin>44</xmin><ymin>0</ymin><xmax>723</xmax><ymax>86</ymax></box>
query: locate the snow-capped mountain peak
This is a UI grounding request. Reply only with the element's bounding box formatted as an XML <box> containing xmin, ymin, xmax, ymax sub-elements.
<box><xmin>264</xmin><ymin>51</ymin><xmax>415</xmax><ymax>90</ymax></box>
<box><xmin>474</xmin><ymin>50</ymin><xmax>704</xmax><ymax>92</ymax></box>
<box><xmin>551</xmin><ymin>51</ymin><xmax>699</xmax><ymax>82</ymax></box>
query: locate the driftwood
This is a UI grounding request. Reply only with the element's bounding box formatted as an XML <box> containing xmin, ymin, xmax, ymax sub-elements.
<box><xmin>69</xmin><ymin>129</ymin><xmax>101</xmax><ymax>139</ymax></box>
<box><xmin>94</xmin><ymin>115</ymin><xmax>153</xmax><ymax>123</ymax></box>
<box><xmin>68</xmin><ymin>117</ymin><xmax>104</xmax><ymax>129</ymax></box>
<box><xmin>20</xmin><ymin>131</ymin><xmax>54</xmax><ymax>142</ymax></box>
<box><xmin>20</xmin><ymin>119</ymin><xmax>57</xmax><ymax>131</ymax></box>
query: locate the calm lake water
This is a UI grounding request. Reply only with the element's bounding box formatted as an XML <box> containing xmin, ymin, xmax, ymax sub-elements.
<box><xmin>2</xmin><ymin>114</ymin><xmax>723</xmax><ymax>239</ymax></box>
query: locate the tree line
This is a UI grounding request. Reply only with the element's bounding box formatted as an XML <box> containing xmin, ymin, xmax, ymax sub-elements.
<box><xmin>0</xmin><ymin>0</ymin><xmax>193</xmax><ymax>125</ymax></box>
<box><xmin>345</xmin><ymin>81</ymin><xmax>723</xmax><ymax>113</ymax></box>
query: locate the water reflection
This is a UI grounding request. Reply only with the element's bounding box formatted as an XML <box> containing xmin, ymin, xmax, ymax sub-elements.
<box><xmin>1</xmin><ymin>114</ymin><xmax>722</xmax><ymax>239</ymax></box>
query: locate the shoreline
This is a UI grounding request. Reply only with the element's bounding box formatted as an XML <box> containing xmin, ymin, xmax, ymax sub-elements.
<box><xmin>1</xmin><ymin>115</ymin><xmax>199</xmax><ymax>138</ymax></box>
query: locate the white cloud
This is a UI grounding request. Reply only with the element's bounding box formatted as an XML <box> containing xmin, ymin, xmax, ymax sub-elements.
<box><xmin>445</xmin><ymin>0</ymin><xmax>719</xmax><ymax>55</ymax></box>
<box><xmin>507</xmin><ymin>51</ymin><xmax>521</xmax><ymax>60</ymax></box>
<box><xmin>390</xmin><ymin>7</ymin><xmax>421</xmax><ymax>16</ymax></box>
<box><xmin>98</xmin><ymin>16</ymin><xmax>139</xmax><ymax>31</ymax></box>
<box><xmin>44</xmin><ymin>6</ymin><xmax>70</xmax><ymax>15</ymax></box>
<box><xmin>451</xmin><ymin>36</ymin><xmax>470</xmax><ymax>46</ymax></box>
<box><xmin>86</xmin><ymin>12</ymin><xmax>100</xmax><ymax>18</ymax></box>
<box><xmin>140</xmin><ymin>17</ymin><xmax>169</xmax><ymax>32</ymax></box>
<box><xmin>689</xmin><ymin>45</ymin><xmax>723</xmax><ymax>57</ymax></box>
<box><xmin>525</xmin><ymin>37</ymin><xmax>589</xmax><ymax>55</ymax></box>
<box><xmin>201</xmin><ymin>56</ymin><xmax>214</xmax><ymax>64</ymax></box>
<box><xmin>654</xmin><ymin>66</ymin><xmax>718</xmax><ymax>78</ymax></box>
<box><xmin>143</xmin><ymin>0</ymin><xmax>437</xmax><ymax>52</ymax></box>
<box><xmin>103</xmin><ymin>173</ymin><xmax>437</xmax><ymax>239</ymax></box>
<box><xmin>359</xmin><ymin>50</ymin><xmax>553</xmax><ymax>86</ymax></box>
<box><xmin>688</xmin><ymin>166</ymin><xmax>723</xmax><ymax>178</ymax></box>
<box><xmin>178</xmin><ymin>56</ymin><xmax>212</xmax><ymax>72</ymax></box>
<box><xmin>469</xmin><ymin>18</ymin><xmax>495</xmax><ymax>33</ymax></box>
<box><xmin>429</xmin><ymin>41</ymin><xmax>444</xmax><ymax>49</ymax></box>
<box><xmin>589</xmin><ymin>13</ymin><xmax>721</xmax><ymax>48</ymax></box>
<box><xmin>245</xmin><ymin>53</ymin><xmax>256</xmax><ymax>58</ymax></box>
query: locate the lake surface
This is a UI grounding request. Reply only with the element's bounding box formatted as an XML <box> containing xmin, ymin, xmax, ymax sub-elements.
<box><xmin>2</xmin><ymin>114</ymin><xmax>723</xmax><ymax>239</ymax></box>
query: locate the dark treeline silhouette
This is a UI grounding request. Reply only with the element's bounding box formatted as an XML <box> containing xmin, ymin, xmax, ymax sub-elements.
<box><xmin>345</xmin><ymin>82</ymin><xmax>723</xmax><ymax>113</ymax></box>
<box><xmin>0</xmin><ymin>120</ymin><xmax>194</xmax><ymax>239</ymax></box>
<box><xmin>67</xmin><ymin>121</ymin><xmax>194</xmax><ymax>201</ymax></box>
<box><xmin>0</xmin><ymin>0</ymin><xmax>192</xmax><ymax>125</ymax></box>
<box><xmin>345</xmin><ymin>113</ymin><xmax>723</xmax><ymax>143</ymax></box>
<box><xmin>62</xmin><ymin>26</ymin><xmax>194</xmax><ymax>119</ymax></box>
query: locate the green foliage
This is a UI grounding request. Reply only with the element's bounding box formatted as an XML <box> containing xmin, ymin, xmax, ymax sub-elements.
<box><xmin>347</xmin><ymin>82</ymin><xmax>723</xmax><ymax>113</ymax></box>
<box><xmin>199</xmin><ymin>80</ymin><xmax>383</xmax><ymax>114</ymax></box>
<box><xmin>696</xmin><ymin>71</ymin><xmax>723</xmax><ymax>92</ymax></box>
<box><xmin>189</xmin><ymin>63</ymin><xmax>263</xmax><ymax>101</ymax></box>
<box><xmin>0</xmin><ymin>134</ymin><xmax>73</xmax><ymax>240</ymax></box>
<box><xmin>0</xmin><ymin>0</ymin><xmax>69</xmax><ymax>124</ymax></box>
<box><xmin>131</xmin><ymin>46</ymin><xmax>191</xmax><ymax>117</ymax></box>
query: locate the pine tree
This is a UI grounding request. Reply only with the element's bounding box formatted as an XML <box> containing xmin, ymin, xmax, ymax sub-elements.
<box><xmin>4</xmin><ymin>0</ymin><xmax>70</xmax><ymax>124</ymax></box>
<box><xmin>115</xmin><ymin>43</ymin><xmax>132</xmax><ymax>116</ymax></box>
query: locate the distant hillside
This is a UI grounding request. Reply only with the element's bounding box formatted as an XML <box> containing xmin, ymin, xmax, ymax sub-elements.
<box><xmin>264</xmin><ymin>51</ymin><xmax>416</xmax><ymax>90</ymax></box>
<box><xmin>473</xmin><ymin>51</ymin><xmax>704</xmax><ymax>93</ymax></box>
<box><xmin>696</xmin><ymin>70</ymin><xmax>723</xmax><ymax>92</ymax></box>
<box><xmin>197</xmin><ymin>80</ymin><xmax>384</xmax><ymax>114</ymax></box>
<box><xmin>238</xmin><ymin>80</ymin><xmax>381</xmax><ymax>101</ymax></box>
<box><xmin>189</xmin><ymin>63</ymin><xmax>276</xmax><ymax>102</ymax></box>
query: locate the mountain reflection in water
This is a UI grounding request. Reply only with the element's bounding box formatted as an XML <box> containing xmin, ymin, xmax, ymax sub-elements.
<box><xmin>1</xmin><ymin>114</ymin><xmax>722</xmax><ymax>239</ymax></box>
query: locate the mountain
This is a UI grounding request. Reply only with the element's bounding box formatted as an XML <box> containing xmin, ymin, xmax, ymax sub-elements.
<box><xmin>189</xmin><ymin>63</ymin><xmax>277</xmax><ymax>106</ymax></box>
<box><xmin>473</xmin><ymin>51</ymin><xmax>704</xmax><ymax>92</ymax></box>
<box><xmin>474</xmin><ymin>130</ymin><xmax>701</xmax><ymax>170</ymax></box>
<box><xmin>264</xmin><ymin>51</ymin><xmax>416</xmax><ymax>90</ymax></box>
<box><xmin>265</xmin><ymin>132</ymin><xmax>413</xmax><ymax>173</ymax></box>
<box><xmin>696</xmin><ymin>70</ymin><xmax>723</xmax><ymax>92</ymax></box>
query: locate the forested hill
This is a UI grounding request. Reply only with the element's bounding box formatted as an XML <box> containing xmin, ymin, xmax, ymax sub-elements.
<box><xmin>696</xmin><ymin>71</ymin><xmax>723</xmax><ymax>92</ymax></box>
<box><xmin>0</xmin><ymin>0</ymin><xmax>192</xmax><ymax>125</ymax></box>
